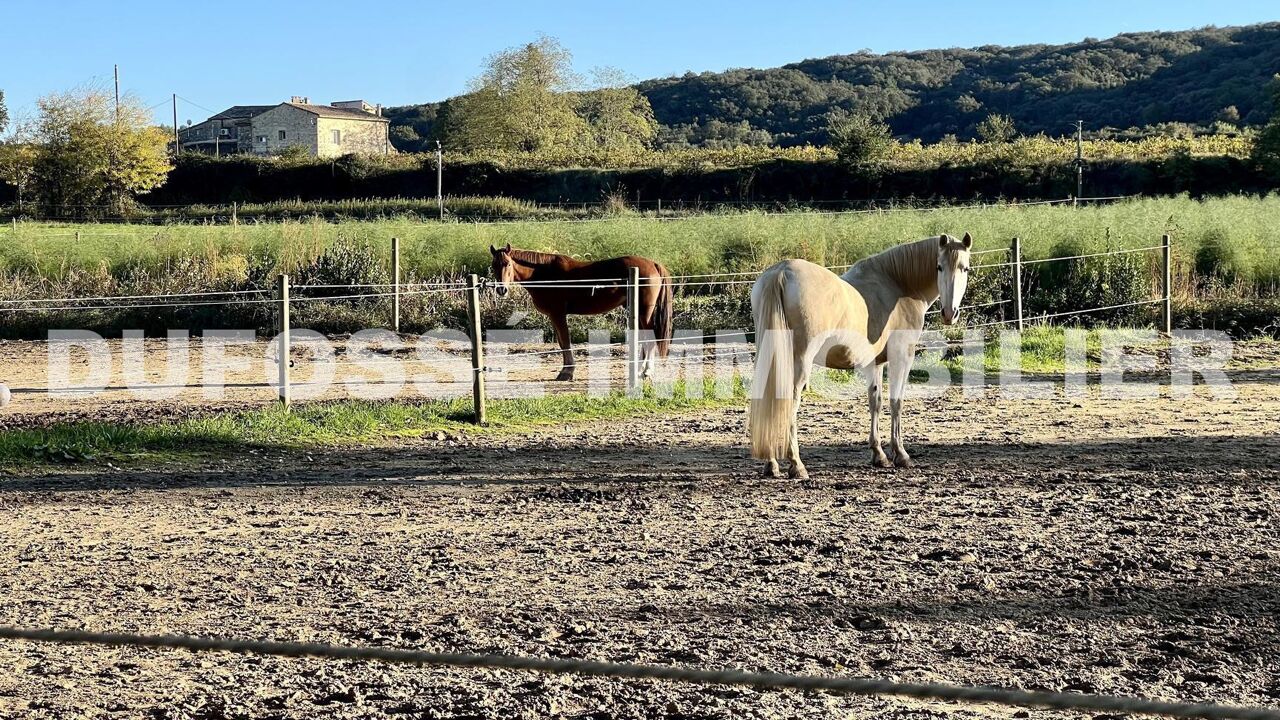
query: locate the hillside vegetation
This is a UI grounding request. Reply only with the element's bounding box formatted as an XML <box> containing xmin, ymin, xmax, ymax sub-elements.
<box><xmin>387</xmin><ymin>23</ymin><xmax>1280</xmax><ymax>150</ymax></box>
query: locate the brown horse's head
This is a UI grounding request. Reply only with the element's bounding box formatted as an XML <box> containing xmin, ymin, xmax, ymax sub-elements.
<box><xmin>489</xmin><ymin>243</ymin><xmax>515</xmax><ymax>297</ymax></box>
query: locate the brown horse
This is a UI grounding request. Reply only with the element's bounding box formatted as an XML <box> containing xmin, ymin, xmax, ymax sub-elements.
<box><xmin>489</xmin><ymin>244</ymin><xmax>674</xmax><ymax>380</ymax></box>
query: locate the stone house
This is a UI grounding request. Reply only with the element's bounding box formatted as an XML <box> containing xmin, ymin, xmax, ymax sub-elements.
<box><xmin>177</xmin><ymin>97</ymin><xmax>391</xmax><ymax>157</ymax></box>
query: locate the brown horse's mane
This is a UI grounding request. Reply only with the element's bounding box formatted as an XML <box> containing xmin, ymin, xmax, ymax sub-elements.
<box><xmin>509</xmin><ymin>249</ymin><xmax>566</xmax><ymax>268</ymax></box>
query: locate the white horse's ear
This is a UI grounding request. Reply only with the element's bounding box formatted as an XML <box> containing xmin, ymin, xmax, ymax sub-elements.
<box><xmin>961</xmin><ymin>232</ymin><xmax>972</xmax><ymax>249</ymax></box>
<box><xmin>939</xmin><ymin>235</ymin><xmax>950</xmax><ymax>248</ymax></box>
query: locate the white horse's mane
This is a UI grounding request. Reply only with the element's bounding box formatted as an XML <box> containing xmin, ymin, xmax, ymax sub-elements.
<box><xmin>845</xmin><ymin>235</ymin><xmax>948</xmax><ymax>300</ymax></box>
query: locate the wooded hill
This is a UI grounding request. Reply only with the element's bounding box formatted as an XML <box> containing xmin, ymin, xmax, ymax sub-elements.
<box><xmin>386</xmin><ymin>23</ymin><xmax>1280</xmax><ymax>150</ymax></box>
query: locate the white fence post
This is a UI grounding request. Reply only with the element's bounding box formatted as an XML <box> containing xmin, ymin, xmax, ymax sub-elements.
<box><xmin>1162</xmin><ymin>233</ymin><xmax>1173</xmax><ymax>335</ymax></box>
<box><xmin>1011</xmin><ymin>236</ymin><xmax>1024</xmax><ymax>332</ymax></box>
<box><xmin>391</xmin><ymin>236</ymin><xmax>401</xmax><ymax>333</ymax></box>
<box><xmin>277</xmin><ymin>273</ymin><xmax>291</xmax><ymax>408</ymax></box>
<box><xmin>467</xmin><ymin>274</ymin><xmax>487</xmax><ymax>424</ymax></box>
<box><xmin>626</xmin><ymin>266</ymin><xmax>641</xmax><ymax>394</ymax></box>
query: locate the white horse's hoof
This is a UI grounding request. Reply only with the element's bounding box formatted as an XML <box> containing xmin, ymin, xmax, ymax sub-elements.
<box><xmin>871</xmin><ymin>454</ymin><xmax>893</xmax><ymax>469</ymax></box>
<box><xmin>788</xmin><ymin>464</ymin><xmax>809</xmax><ymax>480</ymax></box>
<box><xmin>893</xmin><ymin>452</ymin><xmax>914</xmax><ymax>469</ymax></box>
<box><xmin>763</xmin><ymin>461</ymin><xmax>783</xmax><ymax>479</ymax></box>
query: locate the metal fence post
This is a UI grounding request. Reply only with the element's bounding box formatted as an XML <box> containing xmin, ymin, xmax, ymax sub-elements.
<box><xmin>391</xmin><ymin>237</ymin><xmax>401</xmax><ymax>333</ymax></box>
<box><xmin>466</xmin><ymin>274</ymin><xmax>487</xmax><ymax>424</ymax></box>
<box><xmin>626</xmin><ymin>266</ymin><xmax>641</xmax><ymax>394</ymax></box>
<box><xmin>1162</xmin><ymin>233</ymin><xmax>1173</xmax><ymax>335</ymax></box>
<box><xmin>1011</xmin><ymin>236</ymin><xmax>1024</xmax><ymax>332</ymax></box>
<box><xmin>277</xmin><ymin>273</ymin><xmax>291</xmax><ymax>408</ymax></box>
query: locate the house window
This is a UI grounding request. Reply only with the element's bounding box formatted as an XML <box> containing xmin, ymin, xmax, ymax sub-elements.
<box><xmin>256</xmin><ymin>135</ymin><xmax>267</xmax><ymax>144</ymax></box>
<box><xmin>331</xmin><ymin>129</ymin><xmax>341</xmax><ymax>145</ymax></box>
<box><xmin>278</xmin><ymin>130</ymin><xmax>287</xmax><ymax>141</ymax></box>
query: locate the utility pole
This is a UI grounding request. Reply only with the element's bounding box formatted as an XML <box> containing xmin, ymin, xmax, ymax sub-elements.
<box><xmin>172</xmin><ymin>94</ymin><xmax>180</xmax><ymax>156</ymax></box>
<box><xmin>111</xmin><ymin>64</ymin><xmax>120</xmax><ymax>214</ymax></box>
<box><xmin>436</xmin><ymin>140</ymin><xmax>444</xmax><ymax>221</ymax></box>
<box><xmin>1074</xmin><ymin>119</ymin><xmax>1084</xmax><ymax>206</ymax></box>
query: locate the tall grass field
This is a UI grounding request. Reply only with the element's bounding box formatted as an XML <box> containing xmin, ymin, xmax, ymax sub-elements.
<box><xmin>2</xmin><ymin>195</ymin><xmax>1277</xmax><ymax>338</ymax></box>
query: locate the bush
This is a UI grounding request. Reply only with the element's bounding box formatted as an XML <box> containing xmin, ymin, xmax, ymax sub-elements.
<box><xmin>829</xmin><ymin>115</ymin><xmax>894</xmax><ymax>165</ymax></box>
<box><xmin>975</xmin><ymin>114</ymin><xmax>1018</xmax><ymax>143</ymax></box>
<box><xmin>1193</xmin><ymin>228</ymin><xmax>1247</xmax><ymax>290</ymax></box>
<box><xmin>1028</xmin><ymin>239</ymin><xmax>1154</xmax><ymax>325</ymax></box>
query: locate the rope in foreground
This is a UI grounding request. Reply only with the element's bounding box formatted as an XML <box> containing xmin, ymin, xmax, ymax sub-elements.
<box><xmin>1</xmin><ymin>626</ymin><xmax>1277</xmax><ymax>720</ymax></box>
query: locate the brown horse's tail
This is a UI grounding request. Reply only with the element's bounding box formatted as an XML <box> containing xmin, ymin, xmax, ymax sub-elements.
<box><xmin>653</xmin><ymin>264</ymin><xmax>674</xmax><ymax>357</ymax></box>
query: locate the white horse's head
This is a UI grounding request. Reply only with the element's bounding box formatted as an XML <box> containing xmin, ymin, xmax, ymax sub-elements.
<box><xmin>937</xmin><ymin>233</ymin><xmax>973</xmax><ymax>325</ymax></box>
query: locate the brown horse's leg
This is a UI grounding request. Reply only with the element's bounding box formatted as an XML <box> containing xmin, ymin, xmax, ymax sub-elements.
<box><xmin>550</xmin><ymin>313</ymin><xmax>574</xmax><ymax>381</ymax></box>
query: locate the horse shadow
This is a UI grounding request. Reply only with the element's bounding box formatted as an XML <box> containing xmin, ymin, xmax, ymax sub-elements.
<box><xmin>6</xmin><ymin>430</ymin><xmax>1278</xmax><ymax>493</ymax></box>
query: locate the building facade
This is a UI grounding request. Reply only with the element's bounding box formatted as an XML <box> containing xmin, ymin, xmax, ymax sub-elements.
<box><xmin>177</xmin><ymin>97</ymin><xmax>391</xmax><ymax>158</ymax></box>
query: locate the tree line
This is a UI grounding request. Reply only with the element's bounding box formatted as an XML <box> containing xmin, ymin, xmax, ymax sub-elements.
<box><xmin>3</xmin><ymin>26</ymin><xmax>1280</xmax><ymax>216</ymax></box>
<box><xmin>389</xmin><ymin>23</ymin><xmax>1280</xmax><ymax>151</ymax></box>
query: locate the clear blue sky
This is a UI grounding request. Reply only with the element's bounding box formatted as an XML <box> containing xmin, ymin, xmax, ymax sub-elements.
<box><xmin>2</xmin><ymin>0</ymin><xmax>1276</xmax><ymax>125</ymax></box>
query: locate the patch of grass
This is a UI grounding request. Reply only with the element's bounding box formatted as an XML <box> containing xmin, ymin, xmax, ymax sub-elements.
<box><xmin>814</xmin><ymin>326</ymin><xmax>1244</xmax><ymax>385</ymax></box>
<box><xmin>932</xmin><ymin>324</ymin><xmax>1242</xmax><ymax>376</ymax></box>
<box><xmin>0</xmin><ymin>378</ymin><xmax>747</xmax><ymax>467</ymax></box>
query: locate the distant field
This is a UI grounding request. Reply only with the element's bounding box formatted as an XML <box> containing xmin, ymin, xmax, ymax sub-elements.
<box><xmin>2</xmin><ymin>195</ymin><xmax>1277</xmax><ymax>338</ymax></box>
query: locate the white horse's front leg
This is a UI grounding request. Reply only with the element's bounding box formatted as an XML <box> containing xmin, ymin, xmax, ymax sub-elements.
<box><xmin>887</xmin><ymin>336</ymin><xmax>918</xmax><ymax>468</ymax></box>
<box><xmin>863</xmin><ymin>362</ymin><xmax>892</xmax><ymax>468</ymax></box>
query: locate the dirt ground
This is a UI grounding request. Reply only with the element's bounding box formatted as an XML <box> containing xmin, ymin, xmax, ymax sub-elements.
<box><xmin>0</xmin><ymin>341</ymin><xmax>1279</xmax><ymax>719</ymax></box>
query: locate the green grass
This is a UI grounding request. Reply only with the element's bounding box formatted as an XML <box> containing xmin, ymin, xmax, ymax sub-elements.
<box><xmin>5</xmin><ymin>194</ymin><xmax>1278</xmax><ymax>287</ymax></box>
<box><xmin>0</xmin><ymin>378</ymin><xmax>746</xmax><ymax>467</ymax></box>
<box><xmin>2</xmin><ymin>194</ymin><xmax>1277</xmax><ymax>339</ymax></box>
<box><xmin>815</xmin><ymin>325</ymin><xmax>1275</xmax><ymax>383</ymax></box>
<box><xmin>936</xmin><ymin>325</ymin><xmax>1156</xmax><ymax>375</ymax></box>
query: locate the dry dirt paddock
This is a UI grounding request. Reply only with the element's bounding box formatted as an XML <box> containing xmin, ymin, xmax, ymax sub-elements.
<box><xmin>0</xmin><ymin>344</ymin><xmax>1278</xmax><ymax>719</ymax></box>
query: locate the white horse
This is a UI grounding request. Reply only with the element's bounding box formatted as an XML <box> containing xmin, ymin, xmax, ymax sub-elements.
<box><xmin>749</xmin><ymin>234</ymin><xmax>973</xmax><ymax>478</ymax></box>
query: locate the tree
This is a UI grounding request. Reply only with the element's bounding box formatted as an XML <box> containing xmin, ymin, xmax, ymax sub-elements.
<box><xmin>829</xmin><ymin>113</ymin><xmax>894</xmax><ymax>164</ymax></box>
<box><xmin>953</xmin><ymin>94</ymin><xmax>982</xmax><ymax>114</ymax></box>
<box><xmin>1253</xmin><ymin>75</ymin><xmax>1280</xmax><ymax>180</ymax></box>
<box><xmin>442</xmin><ymin>38</ymin><xmax>658</xmax><ymax>156</ymax></box>
<box><xmin>577</xmin><ymin>69</ymin><xmax>658</xmax><ymax>152</ymax></box>
<box><xmin>446</xmin><ymin>37</ymin><xmax>590</xmax><ymax>153</ymax></box>
<box><xmin>27</xmin><ymin>87</ymin><xmax>172</xmax><ymax>217</ymax></box>
<box><xmin>0</xmin><ymin>140</ymin><xmax>37</xmax><ymax>208</ymax></box>
<box><xmin>975</xmin><ymin>113</ymin><xmax>1018</xmax><ymax>143</ymax></box>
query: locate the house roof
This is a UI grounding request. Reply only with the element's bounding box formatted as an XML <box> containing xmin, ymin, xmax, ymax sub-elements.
<box><xmin>284</xmin><ymin>102</ymin><xmax>389</xmax><ymax>122</ymax></box>
<box><xmin>210</xmin><ymin>105</ymin><xmax>275</xmax><ymax>120</ymax></box>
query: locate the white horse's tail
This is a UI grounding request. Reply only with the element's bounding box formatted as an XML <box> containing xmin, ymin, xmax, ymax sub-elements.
<box><xmin>749</xmin><ymin>266</ymin><xmax>796</xmax><ymax>460</ymax></box>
